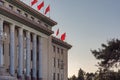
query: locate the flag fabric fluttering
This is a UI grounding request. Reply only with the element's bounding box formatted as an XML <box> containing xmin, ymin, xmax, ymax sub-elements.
<box><xmin>31</xmin><ymin>0</ymin><xmax>38</xmax><ymax>6</ymax></box>
<box><xmin>37</xmin><ymin>1</ymin><xmax>44</xmax><ymax>10</ymax></box>
<box><xmin>45</xmin><ymin>5</ymin><xmax>50</xmax><ymax>15</ymax></box>
<box><xmin>61</xmin><ymin>33</ymin><xmax>66</xmax><ymax>41</ymax></box>
<box><xmin>56</xmin><ymin>29</ymin><xmax>59</xmax><ymax>36</ymax></box>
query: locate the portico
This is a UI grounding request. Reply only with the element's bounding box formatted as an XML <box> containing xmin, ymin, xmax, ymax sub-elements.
<box><xmin>0</xmin><ymin>18</ymin><xmax>44</xmax><ymax>80</ymax></box>
<box><xmin>0</xmin><ymin>0</ymin><xmax>71</xmax><ymax>80</ymax></box>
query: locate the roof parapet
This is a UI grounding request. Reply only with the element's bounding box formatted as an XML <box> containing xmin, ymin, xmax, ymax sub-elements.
<box><xmin>6</xmin><ymin>0</ymin><xmax>57</xmax><ymax>26</ymax></box>
<box><xmin>52</xmin><ymin>36</ymin><xmax>72</xmax><ymax>49</ymax></box>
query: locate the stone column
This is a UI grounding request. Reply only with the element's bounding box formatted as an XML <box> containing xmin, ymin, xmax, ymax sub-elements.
<box><xmin>0</xmin><ymin>19</ymin><xmax>3</xmax><ymax>67</ymax></box>
<box><xmin>32</xmin><ymin>34</ymin><xmax>37</xmax><ymax>80</ymax></box>
<box><xmin>0</xmin><ymin>20</ymin><xmax>17</xmax><ymax>80</ymax></box>
<box><xmin>26</xmin><ymin>31</ymin><xmax>30</xmax><ymax>80</ymax></box>
<box><xmin>38</xmin><ymin>37</ymin><xmax>43</xmax><ymax>80</ymax></box>
<box><xmin>18</xmin><ymin>28</ymin><xmax>23</xmax><ymax>79</ymax></box>
<box><xmin>10</xmin><ymin>24</ymin><xmax>15</xmax><ymax>76</ymax></box>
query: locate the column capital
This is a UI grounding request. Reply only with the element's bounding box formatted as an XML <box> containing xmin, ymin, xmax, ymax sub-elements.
<box><xmin>33</xmin><ymin>33</ymin><xmax>37</xmax><ymax>37</ymax></box>
<box><xmin>0</xmin><ymin>18</ymin><xmax>4</xmax><ymax>21</ymax></box>
<box><xmin>10</xmin><ymin>24</ymin><xmax>15</xmax><ymax>32</ymax></box>
<box><xmin>26</xmin><ymin>31</ymin><xmax>30</xmax><ymax>36</ymax></box>
<box><xmin>18</xmin><ymin>28</ymin><xmax>23</xmax><ymax>35</ymax></box>
<box><xmin>0</xmin><ymin>18</ymin><xmax>3</xmax><ymax>26</ymax></box>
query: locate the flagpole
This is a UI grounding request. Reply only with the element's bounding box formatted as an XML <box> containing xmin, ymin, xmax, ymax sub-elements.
<box><xmin>29</xmin><ymin>0</ymin><xmax>31</xmax><ymax>6</ymax></box>
<box><xmin>49</xmin><ymin>4</ymin><xmax>50</xmax><ymax>18</ymax></box>
<box><xmin>37</xmin><ymin>0</ymin><xmax>39</xmax><ymax>11</ymax></box>
<box><xmin>43</xmin><ymin>0</ymin><xmax>45</xmax><ymax>14</ymax></box>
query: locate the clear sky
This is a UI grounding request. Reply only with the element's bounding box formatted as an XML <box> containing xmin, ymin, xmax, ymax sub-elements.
<box><xmin>21</xmin><ymin>0</ymin><xmax>120</xmax><ymax>77</ymax></box>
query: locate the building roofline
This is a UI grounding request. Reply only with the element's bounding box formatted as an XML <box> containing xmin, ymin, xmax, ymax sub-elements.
<box><xmin>52</xmin><ymin>36</ymin><xmax>72</xmax><ymax>49</ymax></box>
<box><xmin>5</xmin><ymin>0</ymin><xmax>57</xmax><ymax>26</ymax></box>
<box><xmin>0</xmin><ymin>5</ymin><xmax>53</xmax><ymax>36</ymax></box>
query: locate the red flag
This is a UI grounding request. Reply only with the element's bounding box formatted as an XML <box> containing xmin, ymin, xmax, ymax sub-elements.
<box><xmin>61</xmin><ymin>33</ymin><xmax>66</xmax><ymax>41</ymax></box>
<box><xmin>37</xmin><ymin>1</ymin><xmax>44</xmax><ymax>10</ymax></box>
<box><xmin>56</xmin><ymin>29</ymin><xmax>59</xmax><ymax>36</ymax></box>
<box><xmin>45</xmin><ymin>5</ymin><xmax>50</xmax><ymax>15</ymax></box>
<box><xmin>31</xmin><ymin>0</ymin><xmax>38</xmax><ymax>6</ymax></box>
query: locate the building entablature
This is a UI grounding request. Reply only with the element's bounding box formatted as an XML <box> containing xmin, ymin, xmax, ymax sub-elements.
<box><xmin>52</xmin><ymin>36</ymin><xmax>72</xmax><ymax>49</ymax></box>
<box><xmin>0</xmin><ymin>0</ymin><xmax>57</xmax><ymax>36</ymax></box>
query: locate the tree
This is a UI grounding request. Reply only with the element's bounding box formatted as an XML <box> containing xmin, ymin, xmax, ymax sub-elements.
<box><xmin>91</xmin><ymin>39</ymin><xmax>120</xmax><ymax>69</ymax></box>
<box><xmin>86</xmin><ymin>72</ymin><xmax>95</xmax><ymax>80</ymax></box>
<box><xmin>68</xmin><ymin>75</ymin><xmax>77</xmax><ymax>80</ymax></box>
<box><xmin>77</xmin><ymin>68</ymin><xmax>85</xmax><ymax>80</ymax></box>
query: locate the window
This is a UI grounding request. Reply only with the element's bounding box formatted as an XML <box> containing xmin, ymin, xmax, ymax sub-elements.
<box><xmin>30</xmin><ymin>34</ymin><xmax>33</xmax><ymax>42</ymax></box>
<box><xmin>54</xmin><ymin>57</ymin><xmax>56</xmax><ymax>67</ymax></box>
<box><xmin>45</xmin><ymin>24</ymin><xmax>49</xmax><ymax>27</ymax></box>
<box><xmin>38</xmin><ymin>20</ymin><xmax>41</xmax><ymax>24</ymax></box>
<box><xmin>61</xmin><ymin>60</ymin><xmax>64</xmax><ymax>69</ymax></box>
<box><xmin>8</xmin><ymin>5</ymin><xmax>13</xmax><ymax>10</ymax></box>
<box><xmin>61</xmin><ymin>74</ymin><xmax>63</xmax><ymax>80</ymax></box>
<box><xmin>53</xmin><ymin>45</ymin><xmax>56</xmax><ymax>52</ymax></box>
<box><xmin>24</xmin><ymin>13</ymin><xmax>28</xmax><ymax>17</ymax></box>
<box><xmin>31</xmin><ymin>50</ymin><xmax>33</xmax><ymax>61</ymax></box>
<box><xmin>57</xmin><ymin>73</ymin><xmax>60</xmax><ymax>80</ymax></box>
<box><xmin>61</xmin><ymin>49</ymin><xmax>63</xmax><ymax>54</ymax></box>
<box><xmin>58</xmin><ymin>59</ymin><xmax>60</xmax><ymax>68</ymax></box>
<box><xmin>57</xmin><ymin>47</ymin><xmax>59</xmax><ymax>53</ymax></box>
<box><xmin>0</xmin><ymin>1</ymin><xmax>4</xmax><ymax>6</ymax></box>
<box><xmin>16</xmin><ymin>9</ymin><xmax>21</xmax><ymax>14</ymax></box>
<box><xmin>31</xmin><ymin>16</ymin><xmax>34</xmax><ymax>21</ymax></box>
<box><xmin>53</xmin><ymin>73</ymin><xmax>55</xmax><ymax>80</ymax></box>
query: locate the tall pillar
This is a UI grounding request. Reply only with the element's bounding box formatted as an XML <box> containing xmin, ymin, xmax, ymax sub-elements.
<box><xmin>10</xmin><ymin>24</ymin><xmax>15</xmax><ymax>76</ymax></box>
<box><xmin>18</xmin><ymin>28</ymin><xmax>23</xmax><ymax>79</ymax></box>
<box><xmin>26</xmin><ymin>31</ymin><xmax>30</xmax><ymax>80</ymax></box>
<box><xmin>38</xmin><ymin>37</ymin><xmax>43</xmax><ymax>80</ymax></box>
<box><xmin>32</xmin><ymin>34</ymin><xmax>37</xmax><ymax>80</ymax></box>
<box><xmin>0</xmin><ymin>19</ymin><xmax>3</xmax><ymax>67</ymax></box>
<box><xmin>0</xmin><ymin>19</ymin><xmax>17</xmax><ymax>80</ymax></box>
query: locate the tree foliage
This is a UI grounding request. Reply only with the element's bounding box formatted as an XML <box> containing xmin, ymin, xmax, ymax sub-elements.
<box><xmin>69</xmin><ymin>75</ymin><xmax>77</xmax><ymax>80</ymax></box>
<box><xmin>91</xmin><ymin>39</ymin><xmax>120</xmax><ymax>69</ymax></box>
<box><xmin>78</xmin><ymin>68</ymin><xmax>85</xmax><ymax>80</ymax></box>
<box><xmin>68</xmin><ymin>68</ymin><xmax>85</xmax><ymax>80</ymax></box>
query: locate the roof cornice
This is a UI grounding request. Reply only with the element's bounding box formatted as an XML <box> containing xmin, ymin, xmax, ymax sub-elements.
<box><xmin>5</xmin><ymin>0</ymin><xmax>57</xmax><ymax>26</ymax></box>
<box><xmin>0</xmin><ymin>5</ymin><xmax>53</xmax><ymax>36</ymax></box>
<box><xmin>52</xmin><ymin>36</ymin><xmax>72</xmax><ymax>49</ymax></box>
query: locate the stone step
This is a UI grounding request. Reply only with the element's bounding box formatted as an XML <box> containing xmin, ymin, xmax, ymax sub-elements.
<box><xmin>0</xmin><ymin>66</ymin><xmax>18</xmax><ymax>80</ymax></box>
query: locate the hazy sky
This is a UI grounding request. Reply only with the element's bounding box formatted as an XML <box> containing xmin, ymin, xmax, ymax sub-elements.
<box><xmin>21</xmin><ymin>0</ymin><xmax>120</xmax><ymax>77</ymax></box>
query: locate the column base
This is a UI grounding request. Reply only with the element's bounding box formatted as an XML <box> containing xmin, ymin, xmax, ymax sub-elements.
<box><xmin>38</xmin><ymin>78</ymin><xmax>43</xmax><ymax>80</ymax></box>
<box><xmin>31</xmin><ymin>77</ymin><xmax>36</xmax><ymax>80</ymax></box>
<box><xmin>26</xmin><ymin>76</ymin><xmax>30</xmax><ymax>80</ymax></box>
<box><xmin>0</xmin><ymin>66</ymin><xmax>17</xmax><ymax>80</ymax></box>
<box><xmin>17</xmin><ymin>75</ymin><xmax>22</xmax><ymax>80</ymax></box>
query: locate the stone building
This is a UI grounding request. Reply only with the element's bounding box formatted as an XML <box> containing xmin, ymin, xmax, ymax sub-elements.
<box><xmin>0</xmin><ymin>0</ymin><xmax>72</xmax><ymax>80</ymax></box>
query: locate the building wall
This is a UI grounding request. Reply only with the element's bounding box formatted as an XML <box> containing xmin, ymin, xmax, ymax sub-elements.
<box><xmin>0</xmin><ymin>0</ymin><xmax>71</xmax><ymax>80</ymax></box>
<box><xmin>51</xmin><ymin>42</ymin><xmax>68</xmax><ymax>80</ymax></box>
<box><xmin>0</xmin><ymin>14</ymin><xmax>50</xmax><ymax>79</ymax></box>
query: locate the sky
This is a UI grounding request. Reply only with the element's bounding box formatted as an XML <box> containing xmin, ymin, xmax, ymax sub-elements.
<box><xmin>21</xmin><ymin>0</ymin><xmax>120</xmax><ymax>77</ymax></box>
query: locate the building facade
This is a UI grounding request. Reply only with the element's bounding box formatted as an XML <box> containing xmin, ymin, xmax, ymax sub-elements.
<box><xmin>0</xmin><ymin>0</ymin><xmax>72</xmax><ymax>80</ymax></box>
